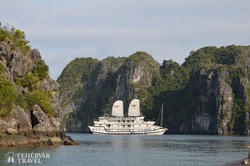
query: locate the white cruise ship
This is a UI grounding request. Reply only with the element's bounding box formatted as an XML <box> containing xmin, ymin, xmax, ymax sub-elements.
<box><xmin>88</xmin><ymin>99</ymin><xmax>167</xmax><ymax>135</ymax></box>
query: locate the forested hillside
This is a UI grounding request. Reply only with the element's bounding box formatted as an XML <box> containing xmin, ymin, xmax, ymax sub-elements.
<box><xmin>59</xmin><ymin>46</ymin><xmax>250</xmax><ymax>135</ymax></box>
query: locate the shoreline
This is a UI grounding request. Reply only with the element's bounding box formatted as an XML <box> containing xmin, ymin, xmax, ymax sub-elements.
<box><xmin>0</xmin><ymin>133</ymin><xmax>79</xmax><ymax>147</ymax></box>
<box><xmin>224</xmin><ymin>153</ymin><xmax>250</xmax><ymax>166</ymax></box>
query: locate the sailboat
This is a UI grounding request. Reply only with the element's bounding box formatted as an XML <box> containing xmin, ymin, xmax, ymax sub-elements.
<box><xmin>88</xmin><ymin>99</ymin><xmax>168</xmax><ymax>135</ymax></box>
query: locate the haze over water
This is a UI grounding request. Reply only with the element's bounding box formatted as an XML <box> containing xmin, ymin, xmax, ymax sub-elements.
<box><xmin>0</xmin><ymin>134</ymin><xmax>249</xmax><ymax>166</ymax></box>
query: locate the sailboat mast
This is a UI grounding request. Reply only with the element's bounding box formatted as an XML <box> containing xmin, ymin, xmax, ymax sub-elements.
<box><xmin>160</xmin><ymin>103</ymin><xmax>164</xmax><ymax>127</ymax></box>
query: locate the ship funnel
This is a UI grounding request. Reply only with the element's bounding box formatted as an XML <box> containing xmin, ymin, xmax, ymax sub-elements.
<box><xmin>128</xmin><ymin>99</ymin><xmax>140</xmax><ymax>117</ymax></box>
<box><xmin>112</xmin><ymin>100</ymin><xmax>124</xmax><ymax>117</ymax></box>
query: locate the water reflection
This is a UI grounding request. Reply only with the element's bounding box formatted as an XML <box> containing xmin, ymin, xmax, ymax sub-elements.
<box><xmin>75</xmin><ymin>134</ymin><xmax>250</xmax><ymax>165</ymax></box>
<box><xmin>0</xmin><ymin>134</ymin><xmax>249</xmax><ymax>166</ymax></box>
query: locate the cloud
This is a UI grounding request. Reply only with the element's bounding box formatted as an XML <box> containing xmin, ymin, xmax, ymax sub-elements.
<box><xmin>1</xmin><ymin>0</ymin><xmax>250</xmax><ymax>79</ymax></box>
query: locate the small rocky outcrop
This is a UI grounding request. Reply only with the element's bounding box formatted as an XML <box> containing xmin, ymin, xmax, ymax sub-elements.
<box><xmin>242</xmin><ymin>152</ymin><xmax>250</xmax><ymax>165</ymax></box>
<box><xmin>63</xmin><ymin>136</ymin><xmax>80</xmax><ymax>146</ymax></box>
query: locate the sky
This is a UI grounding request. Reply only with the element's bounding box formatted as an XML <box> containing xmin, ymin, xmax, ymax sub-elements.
<box><xmin>1</xmin><ymin>0</ymin><xmax>250</xmax><ymax>79</ymax></box>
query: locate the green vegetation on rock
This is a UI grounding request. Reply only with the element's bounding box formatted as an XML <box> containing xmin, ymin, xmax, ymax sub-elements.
<box><xmin>58</xmin><ymin>57</ymin><xmax>99</xmax><ymax>108</ymax></box>
<box><xmin>0</xmin><ymin>63</ymin><xmax>18</xmax><ymax>116</ymax></box>
<box><xmin>15</xmin><ymin>60</ymin><xmax>49</xmax><ymax>91</ymax></box>
<box><xmin>0</xmin><ymin>22</ymin><xmax>31</xmax><ymax>55</ymax></box>
<box><xmin>0</xmin><ymin>23</ymin><xmax>54</xmax><ymax>117</ymax></box>
<box><xmin>59</xmin><ymin>45</ymin><xmax>250</xmax><ymax>135</ymax></box>
<box><xmin>26</xmin><ymin>90</ymin><xmax>54</xmax><ymax>116</ymax></box>
<box><xmin>0</xmin><ymin>23</ymin><xmax>65</xmax><ymax>147</ymax></box>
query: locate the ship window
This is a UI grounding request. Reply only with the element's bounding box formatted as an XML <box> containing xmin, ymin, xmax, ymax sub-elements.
<box><xmin>118</xmin><ymin>120</ymin><xmax>120</xmax><ymax>122</ymax></box>
<box><xmin>127</xmin><ymin>120</ymin><xmax>130</xmax><ymax>122</ymax></box>
<box><xmin>123</xmin><ymin>120</ymin><xmax>125</xmax><ymax>122</ymax></box>
<box><xmin>107</xmin><ymin>124</ymin><xmax>110</xmax><ymax>127</ymax></box>
<box><xmin>127</xmin><ymin>125</ymin><xmax>131</xmax><ymax>127</ymax></box>
<box><xmin>132</xmin><ymin>120</ymin><xmax>134</xmax><ymax>122</ymax></box>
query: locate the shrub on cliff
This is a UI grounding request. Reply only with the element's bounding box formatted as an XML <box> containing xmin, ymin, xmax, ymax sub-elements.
<box><xmin>33</xmin><ymin>60</ymin><xmax>49</xmax><ymax>79</ymax></box>
<box><xmin>0</xmin><ymin>64</ymin><xmax>18</xmax><ymax>116</ymax></box>
<box><xmin>26</xmin><ymin>90</ymin><xmax>54</xmax><ymax>117</ymax></box>
<box><xmin>0</xmin><ymin>22</ymin><xmax>31</xmax><ymax>55</ymax></box>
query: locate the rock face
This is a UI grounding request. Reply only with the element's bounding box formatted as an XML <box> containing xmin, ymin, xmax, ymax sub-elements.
<box><xmin>115</xmin><ymin>53</ymin><xmax>159</xmax><ymax>100</ymax></box>
<box><xmin>58</xmin><ymin>52</ymin><xmax>159</xmax><ymax>132</ymax></box>
<box><xmin>0</xmin><ymin>42</ymin><xmax>33</xmax><ymax>80</ymax></box>
<box><xmin>167</xmin><ymin>45</ymin><xmax>250</xmax><ymax>135</ymax></box>
<box><xmin>59</xmin><ymin>45</ymin><xmax>250</xmax><ymax>135</ymax></box>
<box><xmin>57</xmin><ymin>57</ymin><xmax>99</xmax><ymax>119</ymax></box>
<box><xmin>31</xmin><ymin>104</ymin><xmax>61</xmax><ymax>137</ymax></box>
<box><xmin>0</xmin><ymin>27</ymin><xmax>66</xmax><ymax>146</ymax></box>
<box><xmin>177</xmin><ymin>69</ymin><xmax>234</xmax><ymax>134</ymax></box>
<box><xmin>6</xmin><ymin>128</ymin><xmax>18</xmax><ymax>135</ymax></box>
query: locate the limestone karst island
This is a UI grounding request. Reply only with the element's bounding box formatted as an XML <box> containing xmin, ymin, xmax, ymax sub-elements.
<box><xmin>59</xmin><ymin>45</ymin><xmax>250</xmax><ymax>136</ymax></box>
<box><xmin>0</xmin><ymin>24</ymin><xmax>76</xmax><ymax>146</ymax></box>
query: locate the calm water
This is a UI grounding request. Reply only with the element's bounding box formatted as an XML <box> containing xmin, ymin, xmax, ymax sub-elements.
<box><xmin>0</xmin><ymin>134</ymin><xmax>250</xmax><ymax>166</ymax></box>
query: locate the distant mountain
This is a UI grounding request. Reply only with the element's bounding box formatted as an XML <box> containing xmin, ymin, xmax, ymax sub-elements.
<box><xmin>58</xmin><ymin>46</ymin><xmax>250</xmax><ymax>135</ymax></box>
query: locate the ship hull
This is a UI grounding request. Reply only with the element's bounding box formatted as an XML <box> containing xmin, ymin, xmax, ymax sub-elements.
<box><xmin>89</xmin><ymin>126</ymin><xmax>167</xmax><ymax>135</ymax></box>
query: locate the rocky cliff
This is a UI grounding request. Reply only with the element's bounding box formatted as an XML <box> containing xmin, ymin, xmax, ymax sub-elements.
<box><xmin>0</xmin><ymin>24</ymin><xmax>74</xmax><ymax>146</ymax></box>
<box><xmin>59</xmin><ymin>45</ymin><xmax>250</xmax><ymax>135</ymax></box>
<box><xmin>166</xmin><ymin>46</ymin><xmax>250</xmax><ymax>135</ymax></box>
<box><xmin>58</xmin><ymin>52</ymin><xmax>159</xmax><ymax>131</ymax></box>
